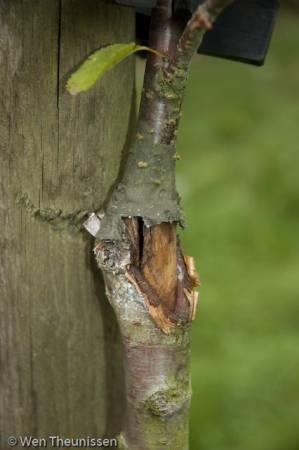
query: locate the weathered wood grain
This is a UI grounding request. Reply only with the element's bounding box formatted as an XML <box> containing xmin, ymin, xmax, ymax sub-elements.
<box><xmin>0</xmin><ymin>0</ymin><xmax>135</xmax><ymax>442</ymax></box>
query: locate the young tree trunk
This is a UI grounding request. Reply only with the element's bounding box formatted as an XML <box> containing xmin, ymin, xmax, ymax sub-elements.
<box><xmin>87</xmin><ymin>1</ymin><xmax>234</xmax><ymax>449</ymax></box>
<box><xmin>0</xmin><ymin>0</ymin><xmax>134</xmax><ymax>443</ymax></box>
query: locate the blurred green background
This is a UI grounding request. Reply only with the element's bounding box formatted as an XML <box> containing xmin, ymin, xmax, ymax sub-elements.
<box><xmin>136</xmin><ymin>8</ymin><xmax>299</xmax><ymax>450</ymax></box>
<box><xmin>174</xmin><ymin>11</ymin><xmax>299</xmax><ymax>450</ymax></box>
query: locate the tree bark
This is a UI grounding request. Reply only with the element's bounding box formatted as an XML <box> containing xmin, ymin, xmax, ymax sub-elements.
<box><xmin>90</xmin><ymin>1</ymin><xmax>233</xmax><ymax>448</ymax></box>
<box><xmin>0</xmin><ymin>0</ymin><xmax>134</xmax><ymax>445</ymax></box>
<box><xmin>91</xmin><ymin>3</ymin><xmax>193</xmax><ymax>449</ymax></box>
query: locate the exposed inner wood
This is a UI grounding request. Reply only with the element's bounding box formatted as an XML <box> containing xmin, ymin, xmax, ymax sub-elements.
<box><xmin>124</xmin><ymin>218</ymin><xmax>199</xmax><ymax>332</ymax></box>
<box><xmin>142</xmin><ymin>223</ymin><xmax>177</xmax><ymax>314</ymax></box>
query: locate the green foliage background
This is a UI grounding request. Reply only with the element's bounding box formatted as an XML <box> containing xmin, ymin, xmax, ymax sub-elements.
<box><xmin>175</xmin><ymin>12</ymin><xmax>299</xmax><ymax>450</ymax></box>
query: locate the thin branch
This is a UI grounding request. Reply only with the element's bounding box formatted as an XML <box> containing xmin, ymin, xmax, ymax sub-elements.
<box><xmin>137</xmin><ymin>0</ymin><xmax>185</xmax><ymax>144</ymax></box>
<box><xmin>173</xmin><ymin>0</ymin><xmax>236</xmax><ymax>70</ymax></box>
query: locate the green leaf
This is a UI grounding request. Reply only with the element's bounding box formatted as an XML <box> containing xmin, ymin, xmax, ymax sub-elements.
<box><xmin>66</xmin><ymin>42</ymin><xmax>164</xmax><ymax>95</ymax></box>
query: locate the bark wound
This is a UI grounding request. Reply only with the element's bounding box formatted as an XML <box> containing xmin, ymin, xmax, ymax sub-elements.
<box><xmin>125</xmin><ymin>218</ymin><xmax>199</xmax><ymax>334</ymax></box>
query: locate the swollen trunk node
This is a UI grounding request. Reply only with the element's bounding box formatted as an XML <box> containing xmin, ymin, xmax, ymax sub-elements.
<box><xmin>95</xmin><ymin>241</ymin><xmax>193</xmax><ymax>450</ymax></box>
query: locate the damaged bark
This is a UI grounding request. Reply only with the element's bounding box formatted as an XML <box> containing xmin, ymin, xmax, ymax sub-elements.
<box><xmin>84</xmin><ymin>0</ymin><xmax>234</xmax><ymax>448</ymax></box>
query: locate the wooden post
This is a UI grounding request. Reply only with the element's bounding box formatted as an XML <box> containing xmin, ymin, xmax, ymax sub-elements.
<box><xmin>0</xmin><ymin>0</ymin><xmax>134</xmax><ymax>441</ymax></box>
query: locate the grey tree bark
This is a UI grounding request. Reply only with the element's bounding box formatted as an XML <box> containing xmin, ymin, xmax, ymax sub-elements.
<box><xmin>88</xmin><ymin>1</ymin><xmax>234</xmax><ymax>448</ymax></box>
<box><xmin>0</xmin><ymin>0</ymin><xmax>134</xmax><ymax>445</ymax></box>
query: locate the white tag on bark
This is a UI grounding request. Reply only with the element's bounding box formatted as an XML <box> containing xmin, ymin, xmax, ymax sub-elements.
<box><xmin>83</xmin><ymin>212</ymin><xmax>102</xmax><ymax>237</ymax></box>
